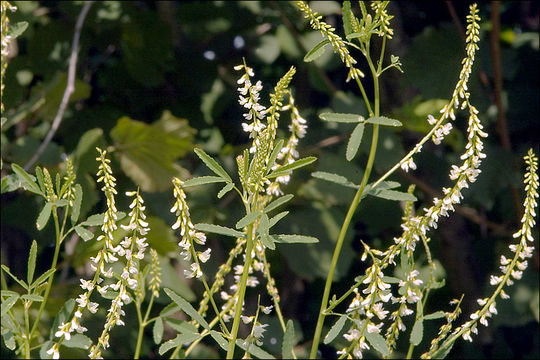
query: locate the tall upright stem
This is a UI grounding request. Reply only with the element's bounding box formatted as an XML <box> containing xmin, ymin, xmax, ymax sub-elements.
<box><xmin>226</xmin><ymin>223</ymin><xmax>255</xmax><ymax>358</ymax></box>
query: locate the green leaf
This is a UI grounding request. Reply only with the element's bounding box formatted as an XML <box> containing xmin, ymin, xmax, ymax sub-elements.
<box><xmin>27</xmin><ymin>240</ymin><xmax>37</xmax><ymax>284</ymax></box>
<box><xmin>269</xmin><ymin>211</ymin><xmax>289</xmax><ymax>228</ymax></box>
<box><xmin>63</xmin><ymin>334</ymin><xmax>92</xmax><ymax>349</ymax></box>
<box><xmin>1</xmin><ymin>174</ymin><xmax>21</xmax><ymax>194</ymax></box>
<box><xmin>0</xmin><ymin>290</ymin><xmax>19</xmax><ymax>297</ymax></box>
<box><xmin>74</xmin><ymin>226</ymin><xmax>94</xmax><ymax>241</ymax></box>
<box><xmin>164</xmin><ymin>288</ymin><xmax>210</xmax><ymax>330</ymax></box>
<box><xmin>434</xmin><ymin>343</ymin><xmax>454</xmax><ymax>359</ymax></box>
<box><xmin>35</xmin><ymin>167</ymin><xmax>46</xmax><ymax>194</ymax></box>
<box><xmin>110</xmin><ymin>115</ymin><xmax>195</xmax><ymax>192</ymax></box>
<box><xmin>210</xmin><ymin>330</ymin><xmax>229</xmax><ymax>351</ymax></box>
<box><xmin>71</xmin><ymin>184</ymin><xmax>83</xmax><ymax>223</ymax></box>
<box><xmin>2</xmin><ymin>330</ymin><xmax>16</xmax><ymax>350</ymax></box>
<box><xmin>8</xmin><ymin>21</ymin><xmax>28</xmax><ymax>39</ymax></box>
<box><xmin>158</xmin><ymin>332</ymin><xmax>201</xmax><ymax>355</ymax></box>
<box><xmin>36</xmin><ymin>202</ymin><xmax>53</xmax><ymax>230</ymax></box>
<box><xmin>1</xmin><ymin>296</ymin><xmax>18</xmax><ymax>316</ymax></box>
<box><xmin>236</xmin><ymin>211</ymin><xmax>262</xmax><ymax>229</ymax></box>
<box><xmin>80</xmin><ymin>213</ymin><xmax>105</xmax><ymax>227</ymax></box>
<box><xmin>365</xmin><ymin>116</ymin><xmax>402</xmax><ymax>127</ymax></box>
<box><xmin>346</xmin><ymin>31</ymin><xmax>368</xmax><ymax>42</ymax></box>
<box><xmin>217</xmin><ymin>182</ymin><xmax>234</xmax><ymax>199</ymax></box>
<box><xmin>365</xmin><ymin>330</ymin><xmax>390</xmax><ymax>356</ymax></box>
<box><xmin>182</xmin><ymin>176</ymin><xmax>226</xmax><ymax>187</ymax></box>
<box><xmin>410</xmin><ymin>318</ymin><xmax>424</xmax><ymax>346</ymax></box>
<box><xmin>423</xmin><ymin>311</ymin><xmax>447</xmax><ymax>320</ymax></box>
<box><xmin>282</xmin><ymin>320</ymin><xmax>296</xmax><ymax>358</ymax></box>
<box><xmin>164</xmin><ymin>319</ymin><xmax>198</xmax><ymax>334</ymax></box>
<box><xmin>267</xmin><ymin>157</ymin><xmax>317</xmax><ymax>178</ymax></box>
<box><xmin>1</xmin><ymin>265</ymin><xmax>28</xmax><ymax>290</ymax></box>
<box><xmin>346</xmin><ymin>123</ymin><xmax>365</xmax><ymax>161</ymax></box>
<box><xmin>159</xmin><ymin>302</ymin><xmax>180</xmax><ymax>318</ymax></box>
<box><xmin>21</xmin><ymin>294</ymin><xmax>44</xmax><ymax>302</ymax></box>
<box><xmin>194</xmin><ymin>223</ymin><xmax>244</xmax><ymax>238</ymax></box>
<box><xmin>319</xmin><ymin>113</ymin><xmax>363</xmax><ymax>123</ymax></box>
<box><xmin>235</xmin><ymin>339</ymin><xmax>276</xmax><ymax>359</ymax></box>
<box><xmin>258</xmin><ymin>214</ymin><xmax>274</xmax><ymax>250</ymax></box>
<box><xmin>264</xmin><ymin>194</ymin><xmax>294</xmax><ymax>213</ymax></box>
<box><xmin>50</xmin><ymin>299</ymin><xmax>75</xmax><ymax>339</ymax></box>
<box><xmin>50</xmin><ymin>199</ymin><xmax>69</xmax><ymax>207</ymax></box>
<box><xmin>11</xmin><ymin>163</ymin><xmax>43</xmax><ymax>196</ymax></box>
<box><xmin>267</xmin><ymin>139</ymin><xmax>284</xmax><ymax>171</ymax></box>
<box><xmin>194</xmin><ymin>148</ymin><xmax>232</xmax><ymax>182</ymax></box>
<box><xmin>274</xmin><ymin>234</ymin><xmax>319</xmax><ymax>244</ymax></box>
<box><xmin>30</xmin><ymin>268</ymin><xmax>55</xmax><ymax>289</ymax></box>
<box><xmin>324</xmin><ymin>316</ymin><xmax>347</xmax><ymax>344</ymax></box>
<box><xmin>304</xmin><ymin>38</ymin><xmax>331</xmax><ymax>62</ymax></box>
<box><xmin>373</xmin><ymin>189</ymin><xmax>417</xmax><ymax>202</ymax></box>
<box><xmin>153</xmin><ymin>317</ymin><xmax>164</xmax><ymax>344</ymax></box>
<box><xmin>312</xmin><ymin>171</ymin><xmax>358</xmax><ymax>189</ymax></box>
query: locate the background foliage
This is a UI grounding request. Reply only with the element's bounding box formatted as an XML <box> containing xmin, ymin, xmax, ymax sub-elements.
<box><xmin>1</xmin><ymin>1</ymin><xmax>538</xmax><ymax>358</ymax></box>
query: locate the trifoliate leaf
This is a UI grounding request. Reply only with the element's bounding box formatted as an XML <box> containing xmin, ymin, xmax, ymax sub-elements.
<box><xmin>36</xmin><ymin>203</ymin><xmax>53</xmax><ymax>230</ymax></box>
<box><xmin>194</xmin><ymin>148</ymin><xmax>232</xmax><ymax>182</ymax></box>
<box><xmin>312</xmin><ymin>171</ymin><xmax>358</xmax><ymax>189</ymax></box>
<box><xmin>264</xmin><ymin>194</ymin><xmax>294</xmax><ymax>213</ymax></box>
<box><xmin>324</xmin><ymin>316</ymin><xmax>347</xmax><ymax>344</ymax></box>
<box><xmin>346</xmin><ymin>123</ymin><xmax>365</xmax><ymax>161</ymax></box>
<box><xmin>153</xmin><ymin>317</ymin><xmax>164</xmax><ymax>344</ymax></box>
<box><xmin>164</xmin><ymin>288</ymin><xmax>209</xmax><ymax>330</ymax></box>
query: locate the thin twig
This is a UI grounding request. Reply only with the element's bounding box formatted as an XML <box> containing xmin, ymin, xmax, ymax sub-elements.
<box><xmin>24</xmin><ymin>1</ymin><xmax>94</xmax><ymax>171</ymax></box>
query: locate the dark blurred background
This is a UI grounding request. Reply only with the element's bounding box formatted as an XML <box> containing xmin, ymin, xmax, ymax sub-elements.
<box><xmin>1</xmin><ymin>1</ymin><xmax>538</xmax><ymax>358</ymax></box>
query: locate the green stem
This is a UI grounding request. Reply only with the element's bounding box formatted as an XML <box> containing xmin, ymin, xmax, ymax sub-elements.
<box><xmin>226</xmin><ymin>223</ymin><xmax>256</xmax><ymax>359</ymax></box>
<box><xmin>23</xmin><ymin>300</ymin><xmax>31</xmax><ymax>358</ymax></box>
<box><xmin>309</xmin><ymin>123</ymin><xmax>380</xmax><ymax>359</ymax></box>
<box><xmin>134</xmin><ymin>294</ymin><xmax>154</xmax><ymax>359</ymax></box>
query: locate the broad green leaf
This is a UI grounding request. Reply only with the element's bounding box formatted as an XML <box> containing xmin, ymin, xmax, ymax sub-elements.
<box><xmin>0</xmin><ymin>290</ymin><xmax>18</xmax><ymax>297</ymax></box>
<box><xmin>35</xmin><ymin>167</ymin><xmax>46</xmax><ymax>194</ymax></box>
<box><xmin>423</xmin><ymin>311</ymin><xmax>447</xmax><ymax>320</ymax></box>
<box><xmin>164</xmin><ymin>319</ymin><xmax>198</xmax><ymax>335</ymax></box>
<box><xmin>312</xmin><ymin>171</ymin><xmax>358</xmax><ymax>189</ymax></box>
<box><xmin>319</xmin><ymin>113</ymin><xmax>363</xmax><ymax>123</ymax></box>
<box><xmin>235</xmin><ymin>339</ymin><xmax>276</xmax><ymax>359</ymax></box>
<box><xmin>2</xmin><ymin>330</ymin><xmax>15</xmax><ymax>350</ymax></box>
<box><xmin>304</xmin><ymin>38</ymin><xmax>331</xmax><ymax>62</ymax></box>
<box><xmin>182</xmin><ymin>176</ymin><xmax>226</xmax><ymax>187</ymax></box>
<box><xmin>63</xmin><ymin>334</ymin><xmax>92</xmax><ymax>349</ymax></box>
<box><xmin>210</xmin><ymin>330</ymin><xmax>228</xmax><ymax>351</ymax></box>
<box><xmin>373</xmin><ymin>189</ymin><xmax>417</xmax><ymax>202</ymax></box>
<box><xmin>11</xmin><ymin>163</ymin><xmax>42</xmax><ymax>196</ymax></box>
<box><xmin>1</xmin><ymin>296</ymin><xmax>18</xmax><ymax>316</ymax></box>
<box><xmin>71</xmin><ymin>184</ymin><xmax>83</xmax><ymax>223</ymax></box>
<box><xmin>269</xmin><ymin>211</ymin><xmax>289</xmax><ymax>228</ymax></box>
<box><xmin>217</xmin><ymin>182</ymin><xmax>234</xmax><ymax>199</ymax></box>
<box><xmin>27</xmin><ymin>240</ymin><xmax>37</xmax><ymax>284</ymax></box>
<box><xmin>194</xmin><ymin>148</ymin><xmax>232</xmax><ymax>182</ymax></box>
<box><xmin>110</xmin><ymin>116</ymin><xmax>194</xmax><ymax>192</ymax></box>
<box><xmin>1</xmin><ymin>265</ymin><xmax>28</xmax><ymax>290</ymax></box>
<box><xmin>274</xmin><ymin>234</ymin><xmax>319</xmax><ymax>244</ymax></box>
<box><xmin>282</xmin><ymin>320</ymin><xmax>296</xmax><ymax>358</ymax></box>
<box><xmin>50</xmin><ymin>299</ymin><xmax>76</xmax><ymax>339</ymax></box>
<box><xmin>267</xmin><ymin>139</ymin><xmax>284</xmax><ymax>171</ymax></box>
<box><xmin>36</xmin><ymin>202</ymin><xmax>53</xmax><ymax>230</ymax></box>
<box><xmin>164</xmin><ymin>288</ymin><xmax>210</xmax><ymax>330</ymax></box>
<box><xmin>410</xmin><ymin>318</ymin><xmax>424</xmax><ymax>346</ymax></box>
<box><xmin>1</xmin><ymin>174</ymin><xmax>21</xmax><ymax>194</ymax></box>
<box><xmin>264</xmin><ymin>194</ymin><xmax>294</xmax><ymax>213</ymax></box>
<box><xmin>153</xmin><ymin>317</ymin><xmax>164</xmax><ymax>344</ymax></box>
<box><xmin>346</xmin><ymin>123</ymin><xmax>365</xmax><ymax>161</ymax></box>
<box><xmin>31</xmin><ymin>268</ymin><xmax>55</xmax><ymax>289</ymax></box>
<box><xmin>365</xmin><ymin>116</ymin><xmax>402</xmax><ymax>127</ymax></box>
<box><xmin>365</xmin><ymin>330</ymin><xmax>390</xmax><ymax>356</ymax></box>
<box><xmin>194</xmin><ymin>223</ymin><xmax>244</xmax><ymax>238</ymax></box>
<box><xmin>21</xmin><ymin>294</ymin><xmax>44</xmax><ymax>302</ymax></box>
<box><xmin>75</xmin><ymin>226</ymin><xmax>94</xmax><ymax>241</ymax></box>
<box><xmin>324</xmin><ymin>316</ymin><xmax>347</xmax><ymax>344</ymax></box>
<box><xmin>40</xmin><ymin>341</ymin><xmax>54</xmax><ymax>359</ymax></box>
<box><xmin>236</xmin><ymin>211</ymin><xmax>262</xmax><ymax>229</ymax></box>
<box><xmin>366</xmin><ymin>181</ymin><xmax>401</xmax><ymax>194</ymax></box>
<box><xmin>381</xmin><ymin>276</ymin><xmax>401</xmax><ymax>284</ymax></box>
<box><xmin>158</xmin><ymin>332</ymin><xmax>201</xmax><ymax>355</ymax></box>
<box><xmin>159</xmin><ymin>302</ymin><xmax>180</xmax><ymax>318</ymax></box>
<box><xmin>267</xmin><ymin>157</ymin><xmax>317</xmax><ymax>178</ymax></box>
<box><xmin>80</xmin><ymin>213</ymin><xmax>105</xmax><ymax>226</ymax></box>
<box><xmin>7</xmin><ymin>21</ymin><xmax>28</xmax><ymax>39</ymax></box>
<box><xmin>259</xmin><ymin>214</ymin><xmax>275</xmax><ymax>250</ymax></box>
